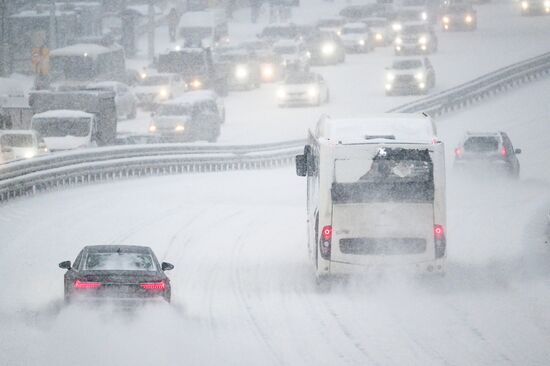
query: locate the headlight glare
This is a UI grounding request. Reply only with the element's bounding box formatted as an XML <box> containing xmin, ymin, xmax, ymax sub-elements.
<box><xmin>159</xmin><ymin>88</ymin><xmax>169</xmax><ymax>98</ymax></box>
<box><xmin>415</xmin><ymin>72</ymin><xmax>425</xmax><ymax>80</ymax></box>
<box><xmin>386</xmin><ymin>73</ymin><xmax>395</xmax><ymax>81</ymax></box>
<box><xmin>235</xmin><ymin>65</ymin><xmax>249</xmax><ymax>79</ymax></box>
<box><xmin>392</xmin><ymin>23</ymin><xmax>402</xmax><ymax>31</ymax></box>
<box><xmin>276</xmin><ymin>88</ymin><xmax>286</xmax><ymax>99</ymax></box>
<box><xmin>149</xmin><ymin>124</ymin><xmax>157</xmax><ymax>133</ymax></box>
<box><xmin>307</xmin><ymin>86</ymin><xmax>319</xmax><ymax>98</ymax></box>
<box><xmin>465</xmin><ymin>15</ymin><xmax>473</xmax><ymax>23</ymax></box>
<box><xmin>321</xmin><ymin>43</ymin><xmax>335</xmax><ymax>55</ymax></box>
<box><xmin>442</xmin><ymin>16</ymin><xmax>450</xmax><ymax>23</ymax></box>
<box><xmin>395</xmin><ymin>37</ymin><xmax>403</xmax><ymax>45</ymax></box>
<box><xmin>418</xmin><ymin>36</ymin><xmax>428</xmax><ymax>45</ymax></box>
<box><xmin>521</xmin><ymin>1</ymin><xmax>529</xmax><ymax>9</ymax></box>
<box><xmin>174</xmin><ymin>125</ymin><xmax>185</xmax><ymax>132</ymax></box>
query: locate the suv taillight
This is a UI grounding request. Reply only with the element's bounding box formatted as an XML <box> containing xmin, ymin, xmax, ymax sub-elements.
<box><xmin>320</xmin><ymin>225</ymin><xmax>332</xmax><ymax>260</ymax></box>
<box><xmin>74</xmin><ymin>280</ymin><xmax>101</xmax><ymax>289</ymax></box>
<box><xmin>500</xmin><ymin>146</ymin><xmax>507</xmax><ymax>157</ymax></box>
<box><xmin>434</xmin><ymin>225</ymin><xmax>446</xmax><ymax>258</ymax></box>
<box><xmin>454</xmin><ymin>147</ymin><xmax>463</xmax><ymax>158</ymax></box>
<box><xmin>140</xmin><ymin>282</ymin><xmax>166</xmax><ymax>291</ymax></box>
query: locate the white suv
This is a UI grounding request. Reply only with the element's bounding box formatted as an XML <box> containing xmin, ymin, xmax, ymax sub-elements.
<box><xmin>385</xmin><ymin>57</ymin><xmax>435</xmax><ymax>95</ymax></box>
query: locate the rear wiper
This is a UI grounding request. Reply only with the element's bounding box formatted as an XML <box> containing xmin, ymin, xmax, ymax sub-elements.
<box><xmin>365</xmin><ymin>135</ymin><xmax>396</xmax><ymax>140</ymax></box>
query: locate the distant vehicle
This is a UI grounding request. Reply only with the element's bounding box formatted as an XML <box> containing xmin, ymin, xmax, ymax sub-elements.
<box><xmin>385</xmin><ymin>57</ymin><xmax>435</xmax><ymax>95</ymax></box>
<box><xmin>237</xmin><ymin>40</ymin><xmax>284</xmax><ymax>83</ymax></box>
<box><xmin>440</xmin><ymin>4</ymin><xmax>477</xmax><ymax>31</ymax></box>
<box><xmin>277</xmin><ymin>72</ymin><xmax>330</xmax><ymax>107</ymax></box>
<box><xmin>149</xmin><ymin>92</ymin><xmax>223</xmax><ymax>142</ymax></box>
<box><xmin>59</xmin><ymin>245</ymin><xmax>174</xmax><ymax>304</ymax></box>
<box><xmin>340</xmin><ymin>23</ymin><xmax>373</xmax><ymax>53</ymax></box>
<box><xmin>272</xmin><ymin>40</ymin><xmax>311</xmax><ymax>71</ymax></box>
<box><xmin>86</xmin><ymin>81</ymin><xmax>137</xmax><ymax>119</ymax></box>
<box><xmin>362</xmin><ymin>17</ymin><xmax>392</xmax><ymax>46</ymax></box>
<box><xmin>157</xmin><ymin>47</ymin><xmax>228</xmax><ymax>96</ymax></box>
<box><xmin>305</xmin><ymin>31</ymin><xmax>346</xmax><ymax>65</ymax></box>
<box><xmin>214</xmin><ymin>48</ymin><xmax>261</xmax><ymax>90</ymax></box>
<box><xmin>0</xmin><ymin>130</ymin><xmax>48</xmax><ymax>160</ymax></box>
<box><xmin>30</xmin><ymin>110</ymin><xmax>97</xmax><ymax>151</ymax></box>
<box><xmin>28</xmin><ymin>90</ymin><xmax>117</xmax><ymax>148</ymax></box>
<box><xmin>339</xmin><ymin>3</ymin><xmax>392</xmax><ymax>20</ymax></box>
<box><xmin>520</xmin><ymin>0</ymin><xmax>550</xmax><ymax>15</ymax></box>
<box><xmin>178</xmin><ymin>9</ymin><xmax>228</xmax><ymax>48</ymax></box>
<box><xmin>394</xmin><ymin>22</ymin><xmax>438</xmax><ymax>55</ymax></box>
<box><xmin>391</xmin><ymin>6</ymin><xmax>433</xmax><ymax>30</ymax></box>
<box><xmin>296</xmin><ymin>114</ymin><xmax>446</xmax><ymax>281</ymax></box>
<box><xmin>257</xmin><ymin>23</ymin><xmax>299</xmax><ymax>42</ymax></box>
<box><xmin>0</xmin><ymin>136</ymin><xmax>16</xmax><ymax>163</ymax></box>
<box><xmin>133</xmin><ymin>71</ymin><xmax>187</xmax><ymax>109</ymax></box>
<box><xmin>49</xmin><ymin>43</ymin><xmax>126</xmax><ymax>86</ymax></box>
<box><xmin>454</xmin><ymin>132</ymin><xmax>522</xmax><ymax>178</ymax></box>
<box><xmin>316</xmin><ymin>17</ymin><xmax>347</xmax><ymax>36</ymax></box>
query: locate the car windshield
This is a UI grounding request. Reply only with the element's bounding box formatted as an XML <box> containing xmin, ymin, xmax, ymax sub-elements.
<box><xmin>0</xmin><ymin>134</ymin><xmax>33</xmax><ymax>147</ymax></box>
<box><xmin>140</xmin><ymin>76</ymin><xmax>170</xmax><ymax>86</ymax></box>
<box><xmin>158</xmin><ymin>104</ymin><xmax>192</xmax><ymax>116</ymax></box>
<box><xmin>392</xmin><ymin>60</ymin><xmax>423</xmax><ymax>69</ymax></box>
<box><xmin>318</xmin><ymin>19</ymin><xmax>343</xmax><ymax>27</ymax></box>
<box><xmin>285</xmin><ymin>73</ymin><xmax>316</xmax><ymax>84</ymax></box>
<box><xmin>82</xmin><ymin>252</ymin><xmax>157</xmax><ymax>271</ymax></box>
<box><xmin>32</xmin><ymin>118</ymin><xmax>91</xmax><ymax>137</ymax></box>
<box><xmin>342</xmin><ymin>27</ymin><xmax>366</xmax><ymax>34</ymax></box>
<box><xmin>262</xmin><ymin>27</ymin><xmax>296</xmax><ymax>38</ymax></box>
<box><xmin>463</xmin><ymin>136</ymin><xmax>500</xmax><ymax>152</ymax></box>
<box><xmin>402</xmin><ymin>25</ymin><xmax>429</xmax><ymax>33</ymax></box>
<box><xmin>273</xmin><ymin>45</ymin><xmax>297</xmax><ymax>54</ymax></box>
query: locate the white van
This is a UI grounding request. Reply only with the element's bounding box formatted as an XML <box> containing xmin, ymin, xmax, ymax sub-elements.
<box><xmin>296</xmin><ymin>114</ymin><xmax>446</xmax><ymax>279</ymax></box>
<box><xmin>31</xmin><ymin>110</ymin><xmax>96</xmax><ymax>151</ymax></box>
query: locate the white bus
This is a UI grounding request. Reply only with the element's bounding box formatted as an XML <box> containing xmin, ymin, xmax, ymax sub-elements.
<box><xmin>296</xmin><ymin>114</ymin><xmax>446</xmax><ymax>280</ymax></box>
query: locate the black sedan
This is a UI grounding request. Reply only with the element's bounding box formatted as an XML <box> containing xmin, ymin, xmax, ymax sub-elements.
<box><xmin>59</xmin><ymin>245</ymin><xmax>174</xmax><ymax>304</ymax></box>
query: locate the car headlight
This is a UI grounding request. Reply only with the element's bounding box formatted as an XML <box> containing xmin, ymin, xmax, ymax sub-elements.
<box><xmin>442</xmin><ymin>16</ymin><xmax>450</xmax><ymax>24</ymax></box>
<box><xmin>395</xmin><ymin>37</ymin><xmax>403</xmax><ymax>45</ymax></box>
<box><xmin>149</xmin><ymin>124</ymin><xmax>157</xmax><ymax>133</ymax></box>
<box><xmin>282</xmin><ymin>59</ymin><xmax>288</xmax><ymax>67</ymax></box>
<box><xmin>336</xmin><ymin>30</ymin><xmax>342</xmax><ymax>36</ymax></box>
<box><xmin>421</xmin><ymin>11</ymin><xmax>428</xmax><ymax>20</ymax></box>
<box><xmin>174</xmin><ymin>45</ymin><xmax>182</xmax><ymax>51</ymax></box>
<box><xmin>276</xmin><ymin>88</ymin><xmax>286</xmax><ymax>99</ymax></box>
<box><xmin>386</xmin><ymin>73</ymin><xmax>396</xmax><ymax>81</ymax></box>
<box><xmin>392</xmin><ymin>23</ymin><xmax>402</xmax><ymax>32</ymax></box>
<box><xmin>159</xmin><ymin>88</ymin><xmax>169</xmax><ymax>98</ymax></box>
<box><xmin>174</xmin><ymin>124</ymin><xmax>185</xmax><ymax>132</ymax></box>
<box><xmin>23</xmin><ymin>151</ymin><xmax>36</xmax><ymax>159</ymax></box>
<box><xmin>321</xmin><ymin>42</ymin><xmax>336</xmax><ymax>56</ymax></box>
<box><xmin>521</xmin><ymin>1</ymin><xmax>529</xmax><ymax>9</ymax></box>
<box><xmin>261</xmin><ymin>64</ymin><xmax>274</xmax><ymax>79</ymax></box>
<box><xmin>235</xmin><ymin>65</ymin><xmax>249</xmax><ymax>80</ymax></box>
<box><xmin>375</xmin><ymin>33</ymin><xmax>383</xmax><ymax>41</ymax></box>
<box><xmin>306</xmin><ymin>51</ymin><xmax>312</xmax><ymax>59</ymax></box>
<box><xmin>307</xmin><ymin>86</ymin><xmax>319</xmax><ymax>98</ymax></box>
<box><xmin>418</xmin><ymin>36</ymin><xmax>428</xmax><ymax>45</ymax></box>
<box><xmin>465</xmin><ymin>15</ymin><xmax>473</xmax><ymax>23</ymax></box>
<box><xmin>415</xmin><ymin>72</ymin><xmax>425</xmax><ymax>80</ymax></box>
<box><xmin>190</xmin><ymin>79</ymin><xmax>202</xmax><ymax>89</ymax></box>
<box><xmin>545</xmin><ymin>0</ymin><xmax>550</xmax><ymax>7</ymax></box>
<box><xmin>358</xmin><ymin>39</ymin><xmax>366</xmax><ymax>46</ymax></box>
<box><xmin>140</xmin><ymin>72</ymin><xmax>147</xmax><ymax>80</ymax></box>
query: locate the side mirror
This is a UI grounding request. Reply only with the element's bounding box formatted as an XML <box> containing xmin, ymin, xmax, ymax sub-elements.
<box><xmin>162</xmin><ymin>262</ymin><xmax>174</xmax><ymax>271</ymax></box>
<box><xmin>296</xmin><ymin>154</ymin><xmax>307</xmax><ymax>176</ymax></box>
<box><xmin>514</xmin><ymin>148</ymin><xmax>522</xmax><ymax>154</ymax></box>
<box><xmin>59</xmin><ymin>261</ymin><xmax>71</xmax><ymax>270</ymax></box>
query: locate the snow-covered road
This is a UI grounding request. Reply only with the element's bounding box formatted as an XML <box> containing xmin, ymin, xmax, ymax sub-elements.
<box><xmin>1</xmin><ymin>76</ymin><xmax>550</xmax><ymax>365</ymax></box>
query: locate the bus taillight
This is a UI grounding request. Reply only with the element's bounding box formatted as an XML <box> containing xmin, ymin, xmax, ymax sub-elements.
<box><xmin>320</xmin><ymin>225</ymin><xmax>332</xmax><ymax>260</ymax></box>
<box><xmin>434</xmin><ymin>225</ymin><xmax>446</xmax><ymax>258</ymax></box>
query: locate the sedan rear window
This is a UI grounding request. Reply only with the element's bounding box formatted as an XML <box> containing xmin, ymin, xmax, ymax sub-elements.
<box><xmin>83</xmin><ymin>252</ymin><xmax>157</xmax><ymax>271</ymax></box>
<box><xmin>463</xmin><ymin>136</ymin><xmax>499</xmax><ymax>152</ymax></box>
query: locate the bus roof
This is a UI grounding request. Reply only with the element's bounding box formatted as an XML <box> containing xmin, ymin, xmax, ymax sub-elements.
<box><xmin>32</xmin><ymin>110</ymin><xmax>94</xmax><ymax>119</ymax></box>
<box><xmin>314</xmin><ymin>114</ymin><xmax>436</xmax><ymax>144</ymax></box>
<box><xmin>50</xmin><ymin>43</ymin><xmax>122</xmax><ymax>58</ymax></box>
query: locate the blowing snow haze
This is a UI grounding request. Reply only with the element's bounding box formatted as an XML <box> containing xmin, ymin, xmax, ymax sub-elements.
<box><xmin>1</xmin><ymin>0</ymin><xmax>550</xmax><ymax>365</ymax></box>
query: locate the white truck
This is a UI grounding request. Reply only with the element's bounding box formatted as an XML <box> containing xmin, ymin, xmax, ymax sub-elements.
<box><xmin>296</xmin><ymin>114</ymin><xmax>446</xmax><ymax>282</ymax></box>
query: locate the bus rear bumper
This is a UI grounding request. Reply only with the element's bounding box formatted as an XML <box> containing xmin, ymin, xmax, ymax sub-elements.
<box><xmin>319</xmin><ymin>258</ymin><xmax>446</xmax><ymax>276</ymax></box>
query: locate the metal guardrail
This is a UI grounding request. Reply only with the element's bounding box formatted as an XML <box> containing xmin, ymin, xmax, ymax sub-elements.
<box><xmin>1</xmin><ymin>50</ymin><xmax>549</xmax><ymax>203</ymax></box>
<box><xmin>388</xmin><ymin>51</ymin><xmax>550</xmax><ymax>116</ymax></box>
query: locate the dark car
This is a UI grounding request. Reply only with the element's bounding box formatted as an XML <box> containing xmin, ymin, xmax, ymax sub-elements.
<box><xmin>59</xmin><ymin>245</ymin><xmax>174</xmax><ymax>304</ymax></box>
<box><xmin>440</xmin><ymin>4</ymin><xmax>477</xmax><ymax>31</ymax></box>
<box><xmin>305</xmin><ymin>31</ymin><xmax>346</xmax><ymax>65</ymax></box>
<box><xmin>454</xmin><ymin>132</ymin><xmax>522</xmax><ymax>178</ymax></box>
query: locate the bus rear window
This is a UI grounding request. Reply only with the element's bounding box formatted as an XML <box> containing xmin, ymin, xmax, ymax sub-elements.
<box><xmin>332</xmin><ymin>148</ymin><xmax>434</xmax><ymax>203</ymax></box>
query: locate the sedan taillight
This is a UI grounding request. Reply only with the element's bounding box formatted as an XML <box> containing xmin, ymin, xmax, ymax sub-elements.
<box><xmin>74</xmin><ymin>279</ymin><xmax>101</xmax><ymax>289</ymax></box>
<box><xmin>140</xmin><ymin>282</ymin><xmax>166</xmax><ymax>291</ymax></box>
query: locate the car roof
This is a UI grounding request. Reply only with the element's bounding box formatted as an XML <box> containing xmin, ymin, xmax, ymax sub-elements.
<box><xmin>83</xmin><ymin>245</ymin><xmax>153</xmax><ymax>254</ymax></box>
